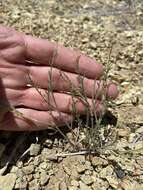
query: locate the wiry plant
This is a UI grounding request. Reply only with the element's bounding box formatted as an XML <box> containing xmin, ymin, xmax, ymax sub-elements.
<box><xmin>25</xmin><ymin>44</ymin><xmax>118</xmax><ymax>155</ymax></box>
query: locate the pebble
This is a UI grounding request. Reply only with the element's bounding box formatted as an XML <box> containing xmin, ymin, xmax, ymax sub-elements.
<box><xmin>71</xmin><ymin>179</ymin><xmax>79</xmax><ymax>187</ymax></box>
<box><xmin>39</xmin><ymin>162</ymin><xmax>48</xmax><ymax>170</ymax></box>
<box><xmin>29</xmin><ymin>179</ymin><xmax>40</xmax><ymax>190</ymax></box>
<box><xmin>121</xmin><ymin>178</ymin><xmax>142</xmax><ymax>190</ymax></box>
<box><xmin>136</xmin><ymin>157</ymin><xmax>143</xmax><ymax>168</ymax></box>
<box><xmin>79</xmin><ymin>181</ymin><xmax>92</xmax><ymax>190</ymax></box>
<box><xmin>44</xmin><ymin>139</ymin><xmax>53</xmax><ymax>148</ymax></box>
<box><xmin>136</xmin><ymin>126</ymin><xmax>143</xmax><ymax>134</ymax></box>
<box><xmin>132</xmin><ymin>141</ymin><xmax>143</xmax><ymax>150</ymax></box>
<box><xmin>77</xmin><ymin>165</ymin><xmax>86</xmax><ymax>173</ymax></box>
<box><xmin>92</xmin><ymin>156</ymin><xmax>108</xmax><ymax>166</ymax></box>
<box><xmin>92</xmin><ymin>173</ymin><xmax>109</xmax><ymax>190</ymax></box>
<box><xmin>128</xmin><ymin>133</ymin><xmax>136</xmax><ymax>143</ymax></box>
<box><xmin>41</xmin><ymin>148</ymin><xmax>58</xmax><ymax>161</ymax></box>
<box><xmin>117</xmin><ymin>127</ymin><xmax>131</xmax><ymax>137</ymax></box>
<box><xmin>89</xmin><ymin>42</ymin><xmax>97</xmax><ymax>49</ymax></box>
<box><xmin>82</xmin><ymin>38</ymin><xmax>89</xmax><ymax>43</ymax></box>
<box><xmin>30</xmin><ymin>143</ymin><xmax>41</xmax><ymax>156</ymax></box>
<box><xmin>68</xmin><ymin>187</ymin><xmax>78</xmax><ymax>190</ymax></box>
<box><xmin>17</xmin><ymin>161</ymin><xmax>23</xmax><ymax>168</ymax></box>
<box><xmin>27</xmin><ymin>174</ymin><xmax>33</xmax><ymax>182</ymax></box>
<box><xmin>59</xmin><ymin>181</ymin><xmax>68</xmax><ymax>190</ymax></box>
<box><xmin>40</xmin><ymin>171</ymin><xmax>50</xmax><ymax>186</ymax></box>
<box><xmin>33</xmin><ymin>156</ymin><xmax>41</xmax><ymax>166</ymax></box>
<box><xmin>22</xmin><ymin>165</ymin><xmax>35</xmax><ymax>175</ymax></box>
<box><xmin>34</xmin><ymin>172</ymin><xmax>40</xmax><ymax>179</ymax></box>
<box><xmin>85</xmin><ymin>161</ymin><xmax>92</xmax><ymax>171</ymax></box>
<box><xmin>63</xmin><ymin>166</ymin><xmax>71</xmax><ymax>176</ymax></box>
<box><xmin>99</xmin><ymin>165</ymin><xmax>119</xmax><ymax>189</ymax></box>
<box><xmin>0</xmin><ymin>174</ymin><xmax>16</xmax><ymax>190</ymax></box>
<box><xmin>80</xmin><ymin>174</ymin><xmax>93</xmax><ymax>185</ymax></box>
<box><xmin>10</xmin><ymin>166</ymin><xmax>18</xmax><ymax>173</ymax></box>
<box><xmin>15</xmin><ymin>178</ymin><xmax>28</xmax><ymax>189</ymax></box>
<box><xmin>71</xmin><ymin>169</ymin><xmax>79</xmax><ymax>179</ymax></box>
<box><xmin>85</xmin><ymin>170</ymin><xmax>92</xmax><ymax>175</ymax></box>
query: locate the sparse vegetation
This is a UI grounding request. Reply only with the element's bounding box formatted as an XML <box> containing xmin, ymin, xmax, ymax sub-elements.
<box><xmin>0</xmin><ymin>0</ymin><xmax>143</xmax><ymax>189</ymax></box>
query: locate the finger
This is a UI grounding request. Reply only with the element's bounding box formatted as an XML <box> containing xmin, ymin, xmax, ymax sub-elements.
<box><xmin>0</xmin><ymin>109</ymin><xmax>73</xmax><ymax>131</ymax></box>
<box><xmin>0</xmin><ymin>25</ymin><xmax>25</xmax><ymax>63</ymax></box>
<box><xmin>20</xmin><ymin>89</ymin><xmax>105</xmax><ymax>115</ymax></box>
<box><xmin>24</xmin><ymin>35</ymin><xmax>103</xmax><ymax>79</ymax></box>
<box><xmin>2</xmin><ymin>81</ymin><xmax>117</xmax><ymax>115</ymax></box>
<box><xmin>0</xmin><ymin>25</ymin><xmax>18</xmax><ymax>49</ymax></box>
<box><xmin>29</xmin><ymin>66</ymin><xmax>118</xmax><ymax>99</ymax></box>
<box><xmin>106</xmin><ymin>83</ymin><xmax>119</xmax><ymax>100</ymax></box>
<box><xmin>0</xmin><ymin>62</ymin><xmax>28</xmax><ymax>89</ymax></box>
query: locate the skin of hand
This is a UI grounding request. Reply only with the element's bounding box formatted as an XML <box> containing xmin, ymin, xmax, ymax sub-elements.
<box><xmin>0</xmin><ymin>25</ymin><xmax>118</xmax><ymax>131</ymax></box>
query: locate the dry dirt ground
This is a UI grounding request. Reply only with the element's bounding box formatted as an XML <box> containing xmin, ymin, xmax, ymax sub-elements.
<box><xmin>0</xmin><ymin>0</ymin><xmax>143</xmax><ymax>189</ymax></box>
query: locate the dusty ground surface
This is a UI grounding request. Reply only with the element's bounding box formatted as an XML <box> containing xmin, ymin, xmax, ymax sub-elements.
<box><xmin>0</xmin><ymin>0</ymin><xmax>143</xmax><ymax>189</ymax></box>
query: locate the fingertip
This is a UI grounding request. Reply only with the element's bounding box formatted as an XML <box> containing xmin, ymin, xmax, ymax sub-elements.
<box><xmin>79</xmin><ymin>55</ymin><xmax>104</xmax><ymax>79</ymax></box>
<box><xmin>106</xmin><ymin>83</ymin><xmax>119</xmax><ymax>100</ymax></box>
<box><xmin>95</xmin><ymin>63</ymin><xmax>104</xmax><ymax>79</ymax></box>
<box><xmin>95</xmin><ymin>102</ymin><xmax>106</xmax><ymax>117</ymax></box>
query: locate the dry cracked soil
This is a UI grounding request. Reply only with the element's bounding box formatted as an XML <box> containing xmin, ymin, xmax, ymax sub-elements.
<box><xmin>0</xmin><ymin>0</ymin><xmax>143</xmax><ymax>190</ymax></box>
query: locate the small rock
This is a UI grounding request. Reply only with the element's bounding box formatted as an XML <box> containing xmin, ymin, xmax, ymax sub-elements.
<box><xmin>85</xmin><ymin>161</ymin><xmax>92</xmax><ymax>170</ymax></box>
<box><xmin>92</xmin><ymin>173</ymin><xmax>109</xmax><ymax>190</ymax></box>
<box><xmin>16</xmin><ymin>169</ymin><xmax>25</xmax><ymax>178</ymax></box>
<box><xmin>117</xmin><ymin>128</ymin><xmax>130</xmax><ymax>137</ymax></box>
<box><xmin>92</xmin><ymin>156</ymin><xmax>108</xmax><ymax>166</ymax></box>
<box><xmin>80</xmin><ymin>174</ymin><xmax>93</xmax><ymax>185</ymax></box>
<box><xmin>89</xmin><ymin>42</ymin><xmax>97</xmax><ymax>49</ymax></box>
<box><xmin>33</xmin><ymin>156</ymin><xmax>41</xmax><ymax>166</ymax></box>
<box><xmin>63</xmin><ymin>166</ymin><xmax>71</xmax><ymax>176</ymax></box>
<box><xmin>29</xmin><ymin>179</ymin><xmax>40</xmax><ymax>190</ymax></box>
<box><xmin>136</xmin><ymin>157</ymin><xmax>143</xmax><ymax>168</ymax></box>
<box><xmin>71</xmin><ymin>169</ymin><xmax>79</xmax><ymax>179</ymax></box>
<box><xmin>128</xmin><ymin>133</ymin><xmax>136</xmax><ymax>143</ymax></box>
<box><xmin>121</xmin><ymin>178</ymin><xmax>142</xmax><ymax>190</ymax></box>
<box><xmin>27</xmin><ymin>174</ymin><xmax>33</xmax><ymax>182</ymax></box>
<box><xmin>125</xmin><ymin>31</ymin><xmax>134</xmax><ymax>38</ymax></box>
<box><xmin>41</xmin><ymin>148</ymin><xmax>58</xmax><ymax>161</ymax></box>
<box><xmin>136</xmin><ymin>126</ymin><xmax>143</xmax><ymax>134</ymax></box>
<box><xmin>77</xmin><ymin>165</ymin><xmax>86</xmax><ymax>173</ymax></box>
<box><xmin>79</xmin><ymin>181</ymin><xmax>92</xmax><ymax>190</ymax></box>
<box><xmin>71</xmin><ymin>180</ymin><xmax>79</xmax><ymax>187</ymax></box>
<box><xmin>106</xmin><ymin>176</ymin><xmax>119</xmax><ymax>189</ymax></box>
<box><xmin>59</xmin><ymin>181</ymin><xmax>68</xmax><ymax>190</ymax></box>
<box><xmin>30</xmin><ymin>143</ymin><xmax>41</xmax><ymax>156</ymax></box>
<box><xmin>15</xmin><ymin>178</ymin><xmax>28</xmax><ymax>189</ymax></box>
<box><xmin>137</xmin><ymin>50</ymin><xmax>143</xmax><ymax>56</ymax></box>
<box><xmin>85</xmin><ymin>170</ymin><xmax>92</xmax><ymax>175</ymax></box>
<box><xmin>115</xmin><ymin>139</ymin><xmax>129</xmax><ymax>151</ymax></box>
<box><xmin>0</xmin><ymin>174</ymin><xmax>16</xmax><ymax>190</ymax></box>
<box><xmin>64</xmin><ymin>18</ymin><xmax>72</xmax><ymax>23</ymax></box>
<box><xmin>10</xmin><ymin>166</ymin><xmax>18</xmax><ymax>173</ymax></box>
<box><xmin>22</xmin><ymin>165</ymin><xmax>34</xmax><ymax>175</ymax></box>
<box><xmin>81</xmin><ymin>38</ymin><xmax>89</xmax><ymax>43</ymax></box>
<box><xmin>40</xmin><ymin>171</ymin><xmax>49</xmax><ymax>186</ymax></box>
<box><xmin>99</xmin><ymin>165</ymin><xmax>119</xmax><ymax>189</ymax></box>
<box><xmin>132</xmin><ymin>141</ymin><xmax>143</xmax><ymax>150</ymax></box>
<box><xmin>39</xmin><ymin>162</ymin><xmax>48</xmax><ymax>170</ymax></box>
<box><xmin>99</xmin><ymin>165</ymin><xmax>114</xmax><ymax>178</ymax></box>
<box><xmin>35</xmin><ymin>172</ymin><xmax>40</xmax><ymax>179</ymax></box>
<box><xmin>68</xmin><ymin>187</ymin><xmax>78</xmax><ymax>190</ymax></box>
<box><xmin>17</xmin><ymin>161</ymin><xmax>23</xmax><ymax>168</ymax></box>
<box><xmin>44</xmin><ymin>139</ymin><xmax>53</xmax><ymax>148</ymax></box>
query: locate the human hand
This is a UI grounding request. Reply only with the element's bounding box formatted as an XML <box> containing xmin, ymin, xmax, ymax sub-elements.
<box><xmin>0</xmin><ymin>26</ymin><xmax>118</xmax><ymax>131</ymax></box>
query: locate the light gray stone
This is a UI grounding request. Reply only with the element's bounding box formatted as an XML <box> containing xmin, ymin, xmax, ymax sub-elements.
<box><xmin>0</xmin><ymin>174</ymin><xmax>16</xmax><ymax>190</ymax></box>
